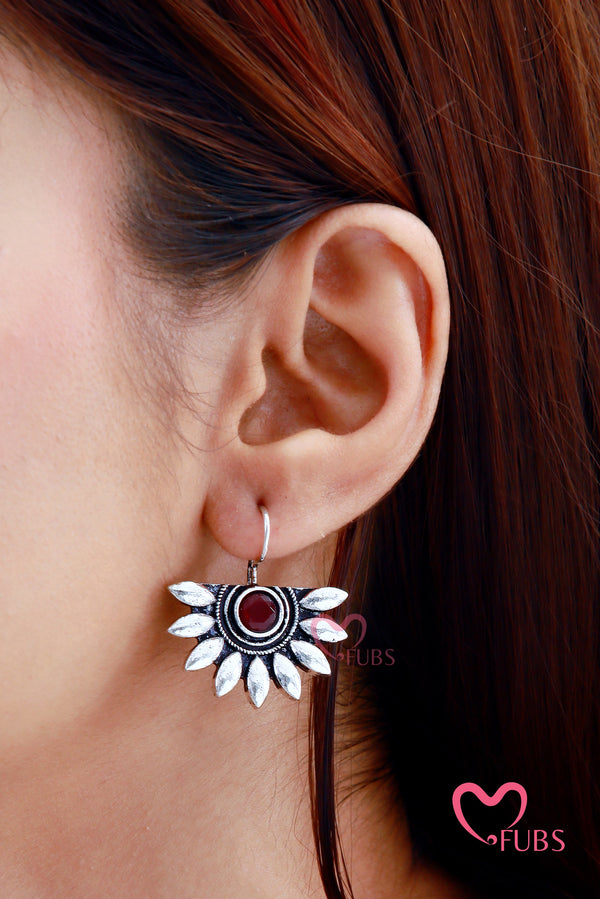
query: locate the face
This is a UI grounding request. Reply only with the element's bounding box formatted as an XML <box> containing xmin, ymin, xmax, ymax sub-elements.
<box><xmin>0</xmin><ymin>44</ymin><xmax>232</xmax><ymax>755</ymax></box>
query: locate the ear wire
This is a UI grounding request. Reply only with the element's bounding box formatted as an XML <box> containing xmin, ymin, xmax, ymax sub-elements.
<box><xmin>247</xmin><ymin>504</ymin><xmax>270</xmax><ymax>585</ymax></box>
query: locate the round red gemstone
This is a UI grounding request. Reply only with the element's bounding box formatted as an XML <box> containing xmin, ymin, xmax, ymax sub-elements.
<box><xmin>238</xmin><ymin>591</ymin><xmax>279</xmax><ymax>633</ymax></box>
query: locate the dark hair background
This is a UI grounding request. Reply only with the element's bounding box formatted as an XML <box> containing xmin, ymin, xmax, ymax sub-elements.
<box><xmin>2</xmin><ymin>2</ymin><xmax>600</xmax><ymax>897</ymax></box>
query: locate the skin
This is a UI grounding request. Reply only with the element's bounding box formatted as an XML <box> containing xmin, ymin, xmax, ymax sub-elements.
<box><xmin>0</xmin><ymin>41</ymin><xmax>466</xmax><ymax>899</ymax></box>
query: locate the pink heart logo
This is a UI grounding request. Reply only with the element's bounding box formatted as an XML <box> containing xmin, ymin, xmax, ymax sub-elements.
<box><xmin>452</xmin><ymin>782</ymin><xmax>528</xmax><ymax>844</ymax></box>
<box><xmin>309</xmin><ymin>613</ymin><xmax>367</xmax><ymax>658</ymax></box>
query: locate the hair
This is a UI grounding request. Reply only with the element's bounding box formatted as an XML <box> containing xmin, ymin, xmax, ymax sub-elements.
<box><xmin>2</xmin><ymin>1</ymin><xmax>600</xmax><ymax>897</ymax></box>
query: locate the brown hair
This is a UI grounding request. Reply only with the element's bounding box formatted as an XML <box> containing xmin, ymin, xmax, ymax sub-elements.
<box><xmin>3</xmin><ymin>2</ymin><xmax>600</xmax><ymax>896</ymax></box>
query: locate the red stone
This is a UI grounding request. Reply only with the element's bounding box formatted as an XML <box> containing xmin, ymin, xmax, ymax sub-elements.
<box><xmin>238</xmin><ymin>591</ymin><xmax>279</xmax><ymax>633</ymax></box>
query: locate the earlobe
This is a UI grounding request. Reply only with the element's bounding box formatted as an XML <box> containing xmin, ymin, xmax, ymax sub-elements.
<box><xmin>204</xmin><ymin>203</ymin><xmax>450</xmax><ymax>561</ymax></box>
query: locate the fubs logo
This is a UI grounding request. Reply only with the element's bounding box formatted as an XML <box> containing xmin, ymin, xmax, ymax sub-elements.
<box><xmin>308</xmin><ymin>613</ymin><xmax>396</xmax><ymax>666</ymax></box>
<box><xmin>452</xmin><ymin>782</ymin><xmax>565</xmax><ymax>852</ymax></box>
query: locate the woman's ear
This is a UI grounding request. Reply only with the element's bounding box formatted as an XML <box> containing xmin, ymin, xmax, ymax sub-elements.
<box><xmin>203</xmin><ymin>203</ymin><xmax>450</xmax><ymax>560</ymax></box>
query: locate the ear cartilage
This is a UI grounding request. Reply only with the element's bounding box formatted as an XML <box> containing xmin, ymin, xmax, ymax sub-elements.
<box><xmin>167</xmin><ymin>505</ymin><xmax>348</xmax><ymax>707</ymax></box>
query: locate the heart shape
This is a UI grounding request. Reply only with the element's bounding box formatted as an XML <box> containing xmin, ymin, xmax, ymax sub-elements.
<box><xmin>309</xmin><ymin>613</ymin><xmax>367</xmax><ymax>658</ymax></box>
<box><xmin>452</xmin><ymin>782</ymin><xmax>528</xmax><ymax>844</ymax></box>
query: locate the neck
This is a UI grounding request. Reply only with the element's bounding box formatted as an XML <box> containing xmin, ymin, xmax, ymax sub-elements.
<box><xmin>0</xmin><ymin>601</ymin><xmax>466</xmax><ymax>898</ymax></box>
<box><xmin>0</xmin><ymin>603</ymin><xmax>318</xmax><ymax>896</ymax></box>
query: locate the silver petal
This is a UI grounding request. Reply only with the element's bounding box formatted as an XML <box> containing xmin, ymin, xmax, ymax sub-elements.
<box><xmin>247</xmin><ymin>656</ymin><xmax>270</xmax><ymax>708</ymax></box>
<box><xmin>168</xmin><ymin>612</ymin><xmax>215</xmax><ymax>638</ymax></box>
<box><xmin>168</xmin><ymin>581</ymin><xmax>215</xmax><ymax>607</ymax></box>
<box><xmin>215</xmin><ymin>652</ymin><xmax>242</xmax><ymax>697</ymax></box>
<box><xmin>290</xmin><ymin>639</ymin><xmax>331</xmax><ymax>675</ymax></box>
<box><xmin>299</xmin><ymin>617</ymin><xmax>348</xmax><ymax>643</ymax></box>
<box><xmin>273</xmin><ymin>653</ymin><xmax>301</xmax><ymax>700</ymax></box>
<box><xmin>299</xmin><ymin>587</ymin><xmax>348</xmax><ymax>611</ymax></box>
<box><xmin>185</xmin><ymin>636</ymin><xmax>224</xmax><ymax>670</ymax></box>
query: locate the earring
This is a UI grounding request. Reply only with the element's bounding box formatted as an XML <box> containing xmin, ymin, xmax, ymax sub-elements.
<box><xmin>167</xmin><ymin>505</ymin><xmax>348</xmax><ymax>707</ymax></box>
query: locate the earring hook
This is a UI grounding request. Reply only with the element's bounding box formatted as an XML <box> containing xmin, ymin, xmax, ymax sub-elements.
<box><xmin>247</xmin><ymin>504</ymin><xmax>270</xmax><ymax>585</ymax></box>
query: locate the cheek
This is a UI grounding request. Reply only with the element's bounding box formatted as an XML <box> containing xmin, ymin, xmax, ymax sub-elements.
<box><xmin>0</xmin><ymin>58</ymin><xmax>209</xmax><ymax>755</ymax></box>
<box><xmin>0</xmin><ymin>253</ymin><xmax>176</xmax><ymax>750</ymax></box>
<box><xmin>0</xmin><ymin>275</ymin><xmax>101</xmax><ymax>478</ymax></box>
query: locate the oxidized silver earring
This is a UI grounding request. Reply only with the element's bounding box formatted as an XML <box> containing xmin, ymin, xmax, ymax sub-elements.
<box><xmin>167</xmin><ymin>505</ymin><xmax>348</xmax><ymax>707</ymax></box>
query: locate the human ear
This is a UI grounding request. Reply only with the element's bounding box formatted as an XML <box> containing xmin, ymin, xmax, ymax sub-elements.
<box><xmin>203</xmin><ymin>203</ymin><xmax>450</xmax><ymax>560</ymax></box>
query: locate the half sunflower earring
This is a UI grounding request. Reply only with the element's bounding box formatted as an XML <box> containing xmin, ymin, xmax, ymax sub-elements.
<box><xmin>167</xmin><ymin>504</ymin><xmax>348</xmax><ymax>707</ymax></box>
